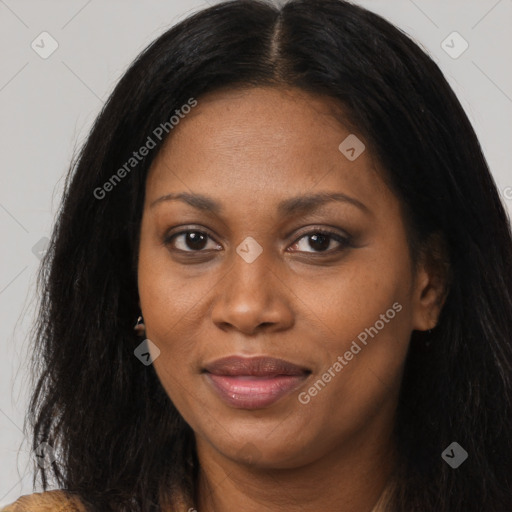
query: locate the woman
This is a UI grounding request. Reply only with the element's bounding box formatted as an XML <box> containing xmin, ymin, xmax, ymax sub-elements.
<box><xmin>4</xmin><ymin>0</ymin><xmax>511</xmax><ymax>510</ymax></box>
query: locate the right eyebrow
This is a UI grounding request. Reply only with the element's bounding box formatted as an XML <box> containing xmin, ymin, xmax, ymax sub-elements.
<box><xmin>150</xmin><ymin>192</ymin><xmax>222</xmax><ymax>214</ymax></box>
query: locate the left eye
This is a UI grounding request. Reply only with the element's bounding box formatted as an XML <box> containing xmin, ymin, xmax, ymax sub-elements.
<box><xmin>289</xmin><ymin>231</ymin><xmax>350</xmax><ymax>253</ymax></box>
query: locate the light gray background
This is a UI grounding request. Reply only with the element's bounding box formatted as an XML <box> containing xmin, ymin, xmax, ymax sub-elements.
<box><xmin>1</xmin><ymin>0</ymin><xmax>511</xmax><ymax>505</ymax></box>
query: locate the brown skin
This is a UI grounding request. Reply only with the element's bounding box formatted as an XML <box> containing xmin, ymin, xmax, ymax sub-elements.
<box><xmin>137</xmin><ymin>87</ymin><xmax>446</xmax><ymax>512</ymax></box>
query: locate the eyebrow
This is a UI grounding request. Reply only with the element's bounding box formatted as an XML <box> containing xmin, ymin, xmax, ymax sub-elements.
<box><xmin>149</xmin><ymin>191</ymin><xmax>370</xmax><ymax>216</ymax></box>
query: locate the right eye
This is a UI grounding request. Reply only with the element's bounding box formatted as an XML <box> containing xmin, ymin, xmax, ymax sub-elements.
<box><xmin>164</xmin><ymin>229</ymin><xmax>222</xmax><ymax>253</ymax></box>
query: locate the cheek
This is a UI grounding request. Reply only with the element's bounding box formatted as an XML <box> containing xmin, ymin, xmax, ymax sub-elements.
<box><xmin>137</xmin><ymin>225</ymin><xmax>210</xmax><ymax>340</ymax></box>
<box><xmin>299</xmin><ymin>244</ymin><xmax>412</xmax><ymax>348</ymax></box>
<box><xmin>138</xmin><ymin>264</ymin><xmax>205</xmax><ymax>418</ymax></box>
<box><xmin>136</xmin><ymin>233</ymin><xmax>216</xmax><ymax>412</ymax></box>
<box><xmin>297</xmin><ymin>242</ymin><xmax>413</xmax><ymax>412</ymax></box>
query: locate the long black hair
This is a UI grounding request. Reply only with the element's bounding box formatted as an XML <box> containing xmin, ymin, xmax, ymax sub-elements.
<box><xmin>26</xmin><ymin>0</ymin><xmax>512</xmax><ymax>510</ymax></box>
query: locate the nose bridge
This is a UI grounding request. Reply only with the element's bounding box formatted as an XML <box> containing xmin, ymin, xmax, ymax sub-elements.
<box><xmin>225</xmin><ymin>240</ymin><xmax>275</xmax><ymax>303</ymax></box>
<box><xmin>210</xmin><ymin>238</ymin><xmax>293</xmax><ymax>333</ymax></box>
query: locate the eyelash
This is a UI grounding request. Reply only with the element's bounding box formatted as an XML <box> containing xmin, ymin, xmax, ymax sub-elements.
<box><xmin>163</xmin><ymin>227</ymin><xmax>352</xmax><ymax>255</ymax></box>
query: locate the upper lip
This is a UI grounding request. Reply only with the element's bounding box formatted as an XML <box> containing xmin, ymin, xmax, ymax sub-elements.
<box><xmin>203</xmin><ymin>356</ymin><xmax>310</xmax><ymax>377</ymax></box>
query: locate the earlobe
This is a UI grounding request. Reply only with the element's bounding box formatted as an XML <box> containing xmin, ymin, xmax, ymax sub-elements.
<box><xmin>411</xmin><ymin>269</ymin><xmax>443</xmax><ymax>331</ymax></box>
<box><xmin>411</xmin><ymin>233</ymin><xmax>451</xmax><ymax>332</ymax></box>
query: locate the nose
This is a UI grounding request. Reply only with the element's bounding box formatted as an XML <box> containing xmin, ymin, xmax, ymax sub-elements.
<box><xmin>210</xmin><ymin>250</ymin><xmax>294</xmax><ymax>335</ymax></box>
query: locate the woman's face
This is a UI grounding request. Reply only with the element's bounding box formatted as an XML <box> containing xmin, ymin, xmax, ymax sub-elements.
<box><xmin>138</xmin><ymin>86</ymin><xmax>438</xmax><ymax>468</ymax></box>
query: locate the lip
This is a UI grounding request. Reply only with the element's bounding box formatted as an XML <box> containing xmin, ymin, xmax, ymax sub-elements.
<box><xmin>203</xmin><ymin>356</ymin><xmax>311</xmax><ymax>409</ymax></box>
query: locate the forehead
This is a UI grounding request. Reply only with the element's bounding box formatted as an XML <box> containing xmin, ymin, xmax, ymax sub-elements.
<box><xmin>145</xmin><ymin>86</ymin><xmax>390</xmax><ymax>212</ymax></box>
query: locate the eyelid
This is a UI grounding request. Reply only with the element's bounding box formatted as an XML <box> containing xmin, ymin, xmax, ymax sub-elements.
<box><xmin>290</xmin><ymin>225</ymin><xmax>351</xmax><ymax>242</ymax></box>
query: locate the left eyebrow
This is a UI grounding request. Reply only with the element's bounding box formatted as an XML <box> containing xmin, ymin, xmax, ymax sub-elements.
<box><xmin>276</xmin><ymin>192</ymin><xmax>371</xmax><ymax>217</ymax></box>
<box><xmin>149</xmin><ymin>191</ymin><xmax>371</xmax><ymax>216</ymax></box>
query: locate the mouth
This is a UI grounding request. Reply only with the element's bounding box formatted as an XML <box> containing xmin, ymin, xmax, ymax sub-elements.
<box><xmin>202</xmin><ymin>356</ymin><xmax>311</xmax><ymax>409</ymax></box>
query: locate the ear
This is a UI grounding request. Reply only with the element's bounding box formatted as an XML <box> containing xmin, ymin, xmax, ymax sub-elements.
<box><xmin>411</xmin><ymin>232</ymin><xmax>451</xmax><ymax>331</ymax></box>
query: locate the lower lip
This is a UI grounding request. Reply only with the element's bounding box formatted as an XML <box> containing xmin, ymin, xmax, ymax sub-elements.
<box><xmin>205</xmin><ymin>373</ymin><xmax>308</xmax><ymax>409</ymax></box>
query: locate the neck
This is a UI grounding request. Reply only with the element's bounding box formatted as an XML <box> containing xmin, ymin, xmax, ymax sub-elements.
<box><xmin>195</xmin><ymin>430</ymin><xmax>396</xmax><ymax>512</ymax></box>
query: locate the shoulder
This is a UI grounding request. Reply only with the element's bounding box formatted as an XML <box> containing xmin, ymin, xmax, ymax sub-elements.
<box><xmin>1</xmin><ymin>490</ymin><xmax>87</xmax><ymax>512</ymax></box>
